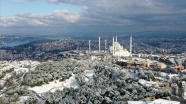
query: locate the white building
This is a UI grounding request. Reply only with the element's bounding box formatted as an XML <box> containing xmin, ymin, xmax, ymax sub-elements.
<box><xmin>182</xmin><ymin>81</ymin><xmax>186</xmax><ymax>99</ymax></box>
<box><xmin>109</xmin><ymin>36</ymin><xmax>132</xmax><ymax>57</ymax></box>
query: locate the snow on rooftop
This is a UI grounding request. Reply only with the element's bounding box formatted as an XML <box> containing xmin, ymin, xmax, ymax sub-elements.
<box><xmin>118</xmin><ymin>59</ymin><xmax>127</xmax><ymax>62</ymax></box>
<box><xmin>160</xmin><ymin>63</ymin><xmax>167</xmax><ymax>69</ymax></box>
<box><xmin>151</xmin><ymin>54</ymin><xmax>159</xmax><ymax>57</ymax></box>
<box><xmin>160</xmin><ymin>72</ymin><xmax>168</xmax><ymax>77</ymax></box>
<box><xmin>28</xmin><ymin>74</ymin><xmax>79</xmax><ymax>94</ymax></box>
<box><xmin>133</xmin><ymin>58</ymin><xmax>167</xmax><ymax>69</ymax></box>
<box><xmin>160</xmin><ymin>72</ymin><xmax>178</xmax><ymax>78</ymax></box>
<box><xmin>155</xmin><ymin>77</ymin><xmax>166</xmax><ymax>81</ymax></box>
<box><xmin>169</xmin><ymin>58</ymin><xmax>176</xmax><ymax>64</ymax></box>
<box><xmin>138</xmin><ymin>79</ymin><xmax>157</xmax><ymax>87</ymax></box>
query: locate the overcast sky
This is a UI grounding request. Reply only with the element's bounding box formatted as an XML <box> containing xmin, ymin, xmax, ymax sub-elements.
<box><xmin>0</xmin><ymin>0</ymin><xmax>186</xmax><ymax>35</ymax></box>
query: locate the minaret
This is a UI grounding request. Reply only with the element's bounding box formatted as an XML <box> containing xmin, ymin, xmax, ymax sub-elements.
<box><xmin>105</xmin><ymin>39</ymin><xmax>107</xmax><ymax>52</ymax></box>
<box><xmin>130</xmin><ymin>34</ymin><xmax>132</xmax><ymax>57</ymax></box>
<box><xmin>116</xmin><ymin>36</ymin><xmax>117</xmax><ymax>42</ymax></box>
<box><xmin>99</xmin><ymin>37</ymin><xmax>100</xmax><ymax>52</ymax></box>
<box><xmin>89</xmin><ymin>40</ymin><xmax>91</xmax><ymax>54</ymax></box>
<box><xmin>113</xmin><ymin>37</ymin><xmax>115</xmax><ymax>55</ymax></box>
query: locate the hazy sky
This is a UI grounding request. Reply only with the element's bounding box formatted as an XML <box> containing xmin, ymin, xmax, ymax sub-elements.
<box><xmin>0</xmin><ymin>0</ymin><xmax>186</xmax><ymax>35</ymax></box>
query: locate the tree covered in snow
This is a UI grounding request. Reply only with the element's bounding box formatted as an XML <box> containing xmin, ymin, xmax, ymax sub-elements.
<box><xmin>161</xmin><ymin>68</ymin><xmax>178</xmax><ymax>74</ymax></box>
<box><xmin>22</xmin><ymin>58</ymin><xmax>92</xmax><ymax>87</ymax></box>
<box><xmin>38</xmin><ymin>65</ymin><xmax>171</xmax><ymax>103</ymax></box>
<box><xmin>137</xmin><ymin>69</ymin><xmax>156</xmax><ymax>81</ymax></box>
<box><xmin>0</xmin><ymin>55</ymin><xmax>175</xmax><ymax>104</ymax></box>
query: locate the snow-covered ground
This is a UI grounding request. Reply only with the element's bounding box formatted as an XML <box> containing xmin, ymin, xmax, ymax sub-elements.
<box><xmin>28</xmin><ymin>69</ymin><xmax>95</xmax><ymax>94</ymax></box>
<box><xmin>133</xmin><ymin>58</ymin><xmax>167</xmax><ymax>69</ymax></box>
<box><xmin>0</xmin><ymin>60</ymin><xmax>40</xmax><ymax>72</ymax></box>
<box><xmin>0</xmin><ymin>60</ymin><xmax>40</xmax><ymax>86</ymax></box>
<box><xmin>19</xmin><ymin>96</ymin><xmax>30</xmax><ymax>103</ymax></box>
<box><xmin>128</xmin><ymin>99</ymin><xmax>180</xmax><ymax>104</ymax></box>
<box><xmin>182</xmin><ymin>91</ymin><xmax>186</xmax><ymax>99</ymax></box>
<box><xmin>28</xmin><ymin>74</ymin><xmax>79</xmax><ymax>94</ymax></box>
<box><xmin>83</xmin><ymin>69</ymin><xmax>95</xmax><ymax>82</ymax></box>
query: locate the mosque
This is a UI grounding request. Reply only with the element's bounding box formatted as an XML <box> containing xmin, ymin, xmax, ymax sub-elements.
<box><xmin>109</xmin><ymin>35</ymin><xmax>132</xmax><ymax>57</ymax></box>
<box><xmin>87</xmin><ymin>35</ymin><xmax>132</xmax><ymax>57</ymax></box>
